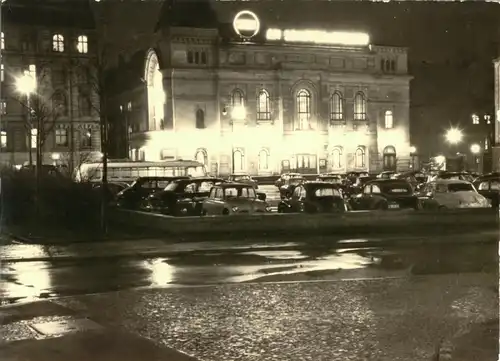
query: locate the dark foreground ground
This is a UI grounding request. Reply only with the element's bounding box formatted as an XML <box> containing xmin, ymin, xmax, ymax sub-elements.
<box><xmin>0</xmin><ymin>237</ymin><xmax>498</xmax><ymax>361</ymax></box>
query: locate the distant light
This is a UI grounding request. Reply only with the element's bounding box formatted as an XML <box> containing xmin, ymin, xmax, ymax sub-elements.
<box><xmin>435</xmin><ymin>155</ymin><xmax>445</xmax><ymax>164</ymax></box>
<box><xmin>282</xmin><ymin>30</ymin><xmax>370</xmax><ymax>46</ymax></box>
<box><xmin>15</xmin><ymin>74</ymin><xmax>36</xmax><ymax>95</ymax></box>
<box><xmin>51</xmin><ymin>153</ymin><xmax>61</xmax><ymax>161</ymax></box>
<box><xmin>444</xmin><ymin>128</ymin><xmax>463</xmax><ymax>144</ymax></box>
<box><xmin>470</xmin><ymin>144</ymin><xmax>481</xmax><ymax>154</ymax></box>
<box><xmin>409</xmin><ymin>146</ymin><xmax>416</xmax><ymax>154</ymax></box>
<box><xmin>266</xmin><ymin>28</ymin><xmax>282</xmax><ymax>41</ymax></box>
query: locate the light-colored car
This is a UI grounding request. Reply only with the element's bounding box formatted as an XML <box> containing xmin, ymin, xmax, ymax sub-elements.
<box><xmin>417</xmin><ymin>179</ymin><xmax>491</xmax><ymax>210</ymax></box>
<box><xmin>202</xmin><ymin>183</ymin><xmax>271</xmax><ymax>215</ymax></box>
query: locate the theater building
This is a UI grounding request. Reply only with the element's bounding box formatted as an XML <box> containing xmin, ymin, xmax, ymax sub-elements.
<box><xmin>107</xmin><ymin>2</ymin><xmax>413</xmax><ymax>176</ymax></box>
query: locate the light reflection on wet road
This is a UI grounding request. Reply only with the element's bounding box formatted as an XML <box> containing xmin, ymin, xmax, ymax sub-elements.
<box><xmin>1</xmin><ymin>242</ymin><xmax>496</xmax><ymax>304</ymax></box>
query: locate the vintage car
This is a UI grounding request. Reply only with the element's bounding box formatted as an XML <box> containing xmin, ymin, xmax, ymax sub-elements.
<box><xmin>376</xmin><ymin>171</ymin><xmax>397</xmax><ymax>179</ymax></box>
<box><xmin>417</xmin><ymin>179</ymin><xmax>491</xmax><ymax>210</ymax></box>
<box><xmin>227</xmin><ymin>173</ymin><xmax>259</xmax><ymax>188</ymax></box>
<box><xmin>473</xmin><ymin>174</ymin><xmax>500</xmax><ymax>208</ymax></box>
<box><xmin>274</xmin><ymin>173</ymin><xmax>304</xmax><ymax>188</ymax></box>
<box><xmin>278</xmin><ymin>175</ymin><xmax>306</xmax><ymax>199</ymax></box>
<box><xmin>429</xmin><ymin>171</ymin><xmax>475</xmax><ymax>183</ymax></box>
<box><xmin>201</xmin><ymin>183</ymin><xmax>270</xmax><ymax>215</ymax></box>
<box><xmin>143</xmin><ymin>177</ymin><xmax>224</xmax><ymax>216</ymax></box>
<box><xmin>278</xmin><ymin>181</ymin><xmax>347</xmax><ymax>214</ymax></box>
<box><xmin>316</xmin><ymin>174</ymin><xmax>343</xmax><ymax>184</ymax></box>
<box><xmin>348</xmin><ymin>179</ymin><xmax>418</xmax><ymax>211</ymax></box>
<box><xmin>116</xmin><ymin>176</ymin><xmax>188</xmax><ymax>209</ymax></box>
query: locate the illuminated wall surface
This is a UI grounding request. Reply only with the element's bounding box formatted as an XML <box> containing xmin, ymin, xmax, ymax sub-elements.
<box><xmin>493</xmin><ymin>59</ymin><xmax>500</xmax><ymax>171</ymax></box>
<box><xmin>119</xmin><ymin>10</ymin><xmax>412</xmax><ymax>175</ymax></box>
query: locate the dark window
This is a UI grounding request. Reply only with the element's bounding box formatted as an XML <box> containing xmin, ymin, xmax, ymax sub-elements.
<box><xmin>201</xmin><ymin>51</ymin><xmax>207</xmax><ymax>64</ymax></box>
<box><xmin>194</xmin><ymin>52</ymin><xmax>200</xmax><ymax>64</ymax></box>
<box><xmin>52</xmin><ymin>91</ymin><xmax>68</xmax><ymax>116</ymax></box>
<box><xmin>195</xmin><ymin>109</ymin><xmax>205</xmax><ymax>129</ymax></box>
<box><xmin>187</xmin><ymin>51</ymin><xmax>193</xmax><ymax>64</ymax></box>
<box><xmin>390</xmin><ymin>60</ymin><xmax>396</xmax><ymax>71</ymax></box>
<box><xmin>380</xmin><ymin>59</ymin><xmax>385</xmax><ymax>71</ymax></box>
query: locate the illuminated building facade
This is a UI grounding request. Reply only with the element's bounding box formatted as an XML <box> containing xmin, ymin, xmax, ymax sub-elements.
<box><xmin>0</xmin><ymin>1</ymin><xmax>101</xmax><ymax>169</ymax></box>
<box><xmin>109</xmin><ymin>5</ymin><xmax>412</xmax><ymax>175</ymax></box>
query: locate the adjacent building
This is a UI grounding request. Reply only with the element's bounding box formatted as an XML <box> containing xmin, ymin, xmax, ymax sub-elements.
<box><xmin>494</xmin><ymin>58</ymin><xmax>500</xmax><ymax>172</ymax></box>
<box><xmin>0</xmin><ymin>1</ymin><xmax>101</xmax><ymax>170</ymax></box>
<box><xmin>107</xmin><ymin>1</ymin><xmax>413</xmax><ymax>175</ymax></box>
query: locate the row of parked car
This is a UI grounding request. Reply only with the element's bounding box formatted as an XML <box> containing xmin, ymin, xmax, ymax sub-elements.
<box><xmin>273</xmin><ymin>170</ymin><xmax>498</xmax><ymax>213</ymax></box>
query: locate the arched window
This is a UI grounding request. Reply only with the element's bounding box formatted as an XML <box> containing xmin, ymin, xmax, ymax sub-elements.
<box><xmin>330</xmin><ymin>91</ymin><xmax>343</xmax><ymax>121</ymax></box>
<box><xmin>52</xmin><ymin>34</ymin><xmax>64</xmax><ymax>52</ymax></box>
<box><xmin>355</xmin><ymin>147</ymin><xmax>365</xmax><ymax>168</ymax></box>
<box><xmin>332</xmin><ymin>147</ymin><xmax>343</xmax><ymax>168</ymax></box>
<box><xmin>390</xmin><ymin>60</ymin><xmax>396</xmax><ymax>72</ymax></box>
<box><xmin>233</xmin><ymin>149</ymin><xmax>244</xmax><ymax>172</ymax></box>
<box><xmin>384</xmin><ymin>110</ymin><xmax>393</xmax><ymax>129</ymax></box>
<box><xmin>354</xmin><ymin>92</ymin><xmax>366</xmax><ymax>120</ymax></box>
<box><xmin>296</xmin><ymin>89</ymin><xmax>311</xmax><ymax>130</ymax></box>
<box><xmin>77</xmin><ymin>35</ymin><xmax>88</xmax><ymax>54</ymax></box>
<box><xmin>195</xmin><ymin>108</ymin><xmax>205</xmax><ymax>129</ymax></box>
<box><xmin>195</xmin><ymin>148</ymin><xmax>208</xmax><ymax>165</ymax></box>
<box><xmin>231</xmin><ymin>89</ymin><xmax>244</xmax><ymax>107</ymax></box>
<box><xmin>383</xmin><ymin>146</ymin><xmax>397</xmax><ymax>171</ymax></box>
<box><xmin>258</xmin><ymin>149</ymin><xmax>269</xmax><ymax>170</ymax></box>
<box><xmin>1</xmin><ymin>32</ymin><xmax>4</xmax><ymax>50</ymax></box>
<box><xmin>187</xmin><ymin>51</ymin><xmax>194</xmax><ymax>64</ymax></box>
<box><xmin>380</xmin><ymin>59</ymin><xmax>385</xmax><ymax>71</ymax></box>
<box><xmin>145</xmin><ymin>50</ymin><xmax>164</xmax><ymax>131</ymax></box>
<box><xmin>385</xmin><ymin>60</ymin><xmax>391</xmax><ymax>72</ymax></box>
<box><xmin>257</xmin><ymin>90</ymin><xmax>271</xmax><ymax>121</ymax></box>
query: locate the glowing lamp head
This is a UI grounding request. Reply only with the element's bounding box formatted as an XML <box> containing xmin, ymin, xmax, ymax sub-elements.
<box><xmin>51</xmin><ymin>153</ymin><xmax>61</xmax><ymax>161</ymax></box>
<box><xmin>231</xmin><ymin>105</ymin><xmax>246</xmax><ymax>120</ymax></box>
<box><xmin>16</xmin><ymin>74</ymin><xmax>36</xmax><ymax>95</ymax></box>
<box><xmin>409</xmin><ymin>146</ymin><xmax>417</xmax><ymax>154</ymax></box>
<box><xmin>233</xmin><ymin>10</ymin><xmax>260</xmax><ymax>38</ymax></box>
<box><xmin>470</xmin><ymin>144</ymin><xmax>481</xmax><ymax>154</ymax></box>
<box><xmin>435</xmin><ymin>155</ymin><xmax>445</xmax><ymax>164</ymax></box>
<box><xmin>445</xmin><ymin>128</ymin><xmax>463</xmax><ymax>144</ymax></box>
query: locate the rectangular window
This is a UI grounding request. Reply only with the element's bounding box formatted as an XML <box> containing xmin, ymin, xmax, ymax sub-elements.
<box><xmin>80</xmin><ymin>128</ymin><xmax>92</xmax><ymax>148</ymax></box>
<box><xmin>1</xmin><ymin>64</ymin><xmax>4</xmax><ymax>82</ymax></box>
<box><xmin>0</xmin><ymin>100</ymin><xmax>6</xmax><ymax>115</ymax></box>
<box><xmin>55</xmin><ymin>128</ymin><xmax>68</xmax><ymax>147</ymax></box>
<box><xmin>78</xmin><ymin>87</ymin><xmax>92</xmax><ymax>116</ymax></box>
<box><xmin>0</xmin><ymin>130</ymin><xmax>7</xmax><ymax>149</ymax></box>
<box><xmin>30</xmin><ymin>128</ymin><xmax>37</xmax><ymax>149</ymax></box>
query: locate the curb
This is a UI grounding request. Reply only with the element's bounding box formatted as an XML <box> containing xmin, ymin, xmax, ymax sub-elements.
<box><xmin>1</xmin><ymin>231</ymin><xmax>497</xmax><ymax>263</ymax></box>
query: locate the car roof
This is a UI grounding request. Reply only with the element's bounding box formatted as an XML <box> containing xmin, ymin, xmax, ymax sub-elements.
<box><xmin>368</xmin><ymin>179</ymin><xmax>409</xmax><ymax>184</ymax></box>
<box><xmin>218</xmin><ymin>182</ymin><xmax>255</xmax><ymax>188</ymax></box>
<box><xmin>432</xmin><ymin>179</ymin><xmax>471</xmax><ymax>184</ymax></box>
<box><xmin>303</xmin><ymin>181</ymin><xmax>342</xmax><ymax>187</ymax></box>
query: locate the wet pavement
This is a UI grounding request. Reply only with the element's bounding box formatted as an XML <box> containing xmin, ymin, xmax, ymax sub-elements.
<box><xmin>1</xmin><ymin>240</ymin><xmax>498</xmax><ymax>361</ymax></box>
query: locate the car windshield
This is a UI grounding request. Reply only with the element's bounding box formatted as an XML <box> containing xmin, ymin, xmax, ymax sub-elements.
<box><xmin>164</xmin><ymin>182</ymin><xmax>179</xmax><ymax>191</ymax></box>
<box><xmin>234</xmin><ymin>175</ymin><xmax>250</xmax><ymax>181</ymax></box>
<box><xmin>224</xmin><ymin>187</ymin><xmax>256</xmax><ymax>199</ymax></box>
<box><xmin>447</xmin><ymin>183</ymin><xmax>474</xmax><ymax>192</ymax></box>
<box><xmin>382</xmin><ymin>184</ymin><xmax>412</xmax><ymax>194</ymax></box>
<box><xmin>313</xmin><ymin>187</ymin><xmax>341</xmax><ymax>197</ymax></box>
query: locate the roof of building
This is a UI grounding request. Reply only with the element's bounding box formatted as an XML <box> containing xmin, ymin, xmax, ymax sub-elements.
<box><xmin>2</xmin><ymin>0</ymin><xmax>95</xmax><ymax>29</ymax></box>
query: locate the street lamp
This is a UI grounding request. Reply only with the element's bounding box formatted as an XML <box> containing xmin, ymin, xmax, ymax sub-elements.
<box><xmin>470</xmin><ymin>143</ymin><xmax>481</xmax><ymax>172</ymax></box>
<box><xmin>409</xmin><ymin>146</ymin><xmax>417</xmax><ymax>169</ymax></box>
<box><xmin>16</xmin><ymin>73</ymin><xmax>36</xmax><ymax>166</ymax></box>
<box><xmin>444</xmin><ymin>128</ymin><xmax>463</xmax><ymax>145</ymax></box>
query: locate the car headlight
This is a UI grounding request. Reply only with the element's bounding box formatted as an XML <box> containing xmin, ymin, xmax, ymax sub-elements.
<box><xmin>232</xmin><ymin>206</ymin><xmax>239</xmax><ymax>212</ymax></box>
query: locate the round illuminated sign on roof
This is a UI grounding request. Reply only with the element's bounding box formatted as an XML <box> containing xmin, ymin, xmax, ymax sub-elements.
<box><xmin>233</xmin><ymin>10</ymin><xmax>260</xmax><ymax>39</ymax></box>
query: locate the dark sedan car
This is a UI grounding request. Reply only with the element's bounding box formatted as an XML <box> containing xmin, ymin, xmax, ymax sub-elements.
<box><xmin>278</xmin><ymin>181</ymin><xmax>346</xmax><ymax>214</ymax></box>
<box><xmin>278</xmin><ymin>176</ymin><xmax>306</xmax><ymax>199</ymax></box>
<box><xmin>144</xmin><ymin>177</ymin><xmax>225</xmax><ymax>216</ymax></box>
<box><xmin>348</xmin><ymin>179</ymin><xmax>418</xmax><ymax>211</ymax></box>
<box><xmin>116</xmin><ymin>176</ymin><xmax>187</xmax><ymax>209</ymax></box>
<box><xmin>473</xmin><ymin>175</ymin><xmax>500</xmax><ymax>208</ymax></box>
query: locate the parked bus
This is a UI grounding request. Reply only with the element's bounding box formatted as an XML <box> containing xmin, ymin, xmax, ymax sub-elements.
<box><xmin>74</xmin><ymin>160</ymin><xmax>207</xmax><ymax>183</ymax></box>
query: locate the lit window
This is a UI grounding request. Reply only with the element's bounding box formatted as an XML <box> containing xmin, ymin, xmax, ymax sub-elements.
<box><xmin>52</xmin><ymin>34</ymin><xmax>64</xmax><ymax>52</ymax></box>
<box><xmin>296</xmin><ymin>89</ymin><xmax>311</xmax><ymax>130</ymax></box>
<box><xmin>1</xmin><ymin>64</ymin><xmax>4</xmax><ymax>82</ymax></box>
<box><xmin>384</xmin><ymin>110</ymin><xmax>393</xmax><ymax>128</ymax></box>
<box><xmin>231</xmin><ymin>89</ymin><xmax>244</xmax><ymax>107</ymax></box>
<box><xmin>30</xmin><ymin>128</ymin><xmax>38</xmax><ymax>149</ymax></box>
<box><xmin>1</xmin><ymin>32</ymin><xmax>4</xmax><ymax>50</ymax></box>
<box><xmin>0</xmin><ymin>100</ymin><xmax>6</xmax><ymax>115</ymax></box>
<box><xmin>257</xmin><ymin>90</ymin><xmax>271</xmax><ymax>121</ymax></box>
<box><xmin>355</xmin><ymin>147</ymin><xmax>365</xmax><ymax>168</ymax></box>
<box><xmin>25</xmin><ymin>64</ymin><xmax>37</xmax><ymax>88</ymax></box>
<box><xmin>472</xmin><ymin>114</ymin><xmax>480</xmax><ymax>125</ymax></box>
<box><xmin>55</xmin><ymin>128</ymin><xmax>68</xmax><ymax>146</ymax></box>
<box><xmin>354</xmin><ymin>92</ymin><xmax>366</xmax><ymax>120</ymax></box>
<box><xmin>81</xmin><ymin>128</ymin><xmax>92</xmax><ymax>148</ymax></box>
<box><xmin>77</xmin><ymin>35</ymin><xmax>88</xmax><ymax>54</ymax></box>
<box><xmin>233</xmin><ymin>149</ymin><xmax>244</xmax><ymax>172</ymax></box>
<box><xmin>0</xmin><ymin>130</ymin><xmax>6</xmax><ymax>148</ymax></box>
<box><xmin>330</xmin><ymin>91</ymin><xmax>343</xmax><ymax>120</ymax></box>
<box><xmin>258</xmin><ymin>149</ymin><xmax>269</xmax><ymax>170</ymax></box>
<box><xmin>127</xmin><ymin>102</ymin><xmax>132</xmax><ymax>111</ymax></box>
<box><xmin>332</xmin><ymin>147</ymin><xmax>343</xmax><ymax>168</ymax></box>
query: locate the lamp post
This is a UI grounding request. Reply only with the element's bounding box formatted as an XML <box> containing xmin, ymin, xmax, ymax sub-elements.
<box><xmin>16</xmin><ymin>74</ymin><xmax>36</xmax><ymax>166</ymax></box>
<box><xmin>470</xmin><ymin>143</ymin><xmax>481</xmax><ymax>173</ymax></box>
<box><xmin>409</xmin><ymin>145</ymin><xmax>417</xmax><ymax>170</ymax></box>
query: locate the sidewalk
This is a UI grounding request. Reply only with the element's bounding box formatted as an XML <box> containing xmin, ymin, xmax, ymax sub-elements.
<box><xmin>0</xmin><ymin>231</ymin><xmax>497</xmax><ymax>263</ymax></box>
